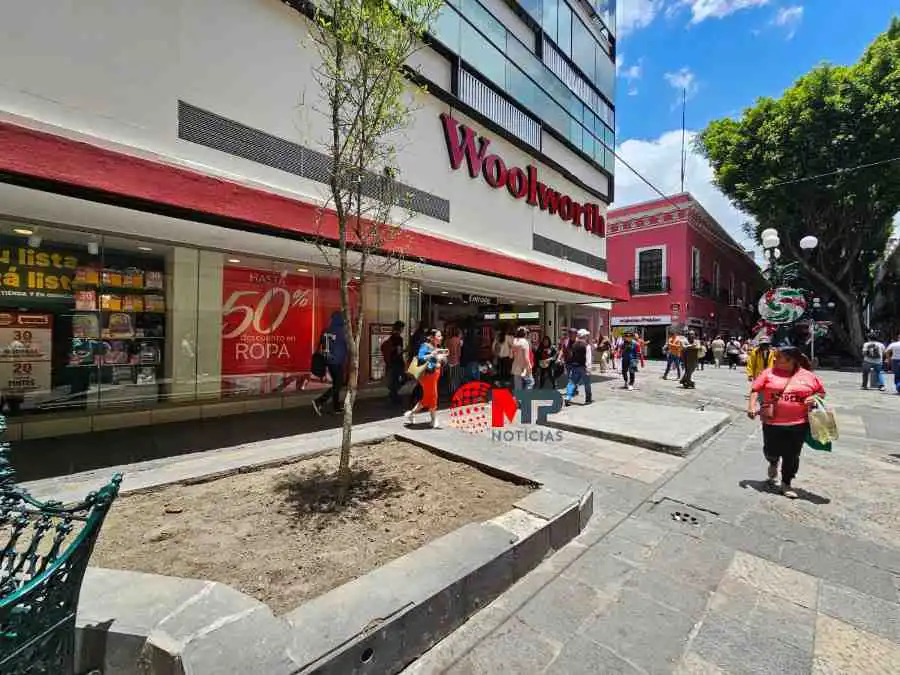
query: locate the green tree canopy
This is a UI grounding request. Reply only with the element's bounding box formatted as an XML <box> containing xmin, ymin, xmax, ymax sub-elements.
<box><xmin>697</xmin><ymin>17</ymin><xmax>900</xmax><ymax>351</ymax></box>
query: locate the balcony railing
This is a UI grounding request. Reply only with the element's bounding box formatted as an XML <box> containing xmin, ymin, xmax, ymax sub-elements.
<box><xmin>629</xmin><ymin>277</ymin><xmax>671</xmax><ymax>295</ymax></box>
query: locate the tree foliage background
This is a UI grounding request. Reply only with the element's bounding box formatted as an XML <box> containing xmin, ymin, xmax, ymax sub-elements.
<box><xmin>697</xmin><ymin>17</ymin><xmax>900</xmax><ymax>352</ymax></box>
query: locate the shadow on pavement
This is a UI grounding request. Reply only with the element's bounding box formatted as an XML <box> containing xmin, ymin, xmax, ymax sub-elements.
<box><xmin>10</xmin><ymin>395</ymin><xmax>406</xmax><ymax>483</ymax></box>
<box><xmin>738</xmin><ymin>479</ymin><xmax>831</xmax><ymax>505</ymax></box>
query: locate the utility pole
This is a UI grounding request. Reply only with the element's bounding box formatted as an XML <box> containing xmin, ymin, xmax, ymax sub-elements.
<box><xmin>680</xmin><ymin>87</ymin><xmax>687</xmax><ymax>193</ymax></box>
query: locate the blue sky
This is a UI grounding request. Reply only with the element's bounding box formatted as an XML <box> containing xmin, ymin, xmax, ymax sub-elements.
<box><xmin>611</xmin><ymin>0</ymin><xmax>899</xmax><ymax>243</ymax></box>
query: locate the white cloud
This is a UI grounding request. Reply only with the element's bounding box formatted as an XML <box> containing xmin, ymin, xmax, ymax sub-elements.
<box><xmin>771</xmin><ymin>5</ymin><xmax>804</xmax><ymax>39</ymax></box>
<box><xmin>618</xmin><ymin>0</ymin><xmax>665</xmax><ymax>37</ymax></box>
<box><xmin>618</xmin><ymin>55</ymin><xmax>644</xmax><ymax>95</ymax></box>
<box><xmin>612</xmin><ymin>129</ymin><xmax>753</xmax><ymax>248</ymax></box>
<box><xmin>680</xmin><ymin>0</ymin><xmax>770</xmax><ymax>24</ymax></box>
<box><xmin>663</xmin><ymin>67</ymin><xmax>699</xmax><ymax>103</ymax></box>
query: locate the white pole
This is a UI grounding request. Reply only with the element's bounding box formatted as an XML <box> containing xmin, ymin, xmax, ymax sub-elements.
<box><xmin>810</xmin><ymin>318</ymin><xmax>815</xmax><ymax>363</ymax></box>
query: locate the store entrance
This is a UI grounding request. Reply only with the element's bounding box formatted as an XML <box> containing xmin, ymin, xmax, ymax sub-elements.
<box><xmin>418</xmin><ymin>289</ymin><xmax>544</xmax><ymax>384</ymax></box>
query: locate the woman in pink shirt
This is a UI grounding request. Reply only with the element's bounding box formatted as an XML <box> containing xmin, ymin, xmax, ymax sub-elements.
<box><xmin>747</xmin><ymin>345</ymin><xmax>825</xmax><ymax>499</ymax></box>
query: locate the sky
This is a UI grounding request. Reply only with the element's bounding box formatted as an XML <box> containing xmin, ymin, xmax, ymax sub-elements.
<box><xmin>611</xmin><ymin>0</ymin><xmax>900</xmax><ymax>246</ymax></box>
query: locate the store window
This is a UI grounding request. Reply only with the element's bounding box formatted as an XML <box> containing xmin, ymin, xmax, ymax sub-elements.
<box><xmin>0</xmin><ymin>222</ymin><xmax>174</xmax><ymax>415</ymax></box>
<box><xmin>0</xmin><ymin>219</ymin><xmax>399</xmax><ymax>420</ymax></box>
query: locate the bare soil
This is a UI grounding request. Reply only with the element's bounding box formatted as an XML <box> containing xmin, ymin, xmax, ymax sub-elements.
<box><xmin>91</xmin><ymin>439</ymin><xmax>531</xmax><ymax>614</ymax></box>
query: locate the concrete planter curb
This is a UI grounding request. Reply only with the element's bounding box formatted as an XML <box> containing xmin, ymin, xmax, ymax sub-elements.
<box><xmin>73</xmin><ymin>433</ymin><xmax>594</xmax><ymax>675</ymax></box>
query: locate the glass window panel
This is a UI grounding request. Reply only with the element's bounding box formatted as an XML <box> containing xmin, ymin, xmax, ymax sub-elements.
<box><xmin>594</xmin><ymin>46</ymin><xmax>615</xmax><ymax>100</ymax></box>
<box><xmin>506</xmin><ymin>65</ymin><xmax>537</xmax><ymax>111</ymax></box>
<box><xmin>461</xmin><ymin>22</ymin><xmax>506</xmax><ymax>86</ymax></box>
<box><xmin>431</xmin><ymin>5</ymin><xmax>461</xmax><ymax>53</ymax></box>
<box><xmin>604</xmin><ymin>124</ymin><xmax>614</xmax><ymax>149</ymax></box>
<box><xmin>604</xmin><ymin>148</ymin><xmax>615</xmax><ymax>172</ymax></box>
<box><xmin>569</xmin><ymin>118</ymin><xmax>582</xmax><ymax>149</ymax></box>
<box><xmin>582</xmin><ymin>132</ymin><xmax>594</xmax><ymax>160</ymax></box>
<box><xmin>519</xmin><ymin>0</ymin><xmax>541</xmax><ymax>24</ymax></box>
<box><xmin>557</xmin><ymin>2</ymin><xmax>572</xmax><ymax>57</ymax></box>
<box><xmin>593</xmin><ymin>140</ymin><xmax>604</xmax><ymax>165</ymax></box>
<box><xmin>572</xmin><ymin>18</ymin><xmax>595</xmax><ymax>82</ymax></box>
<box><xmin>460</xmin><ymin>0</ymin><xmax>506</xmax><ymax>49</ymax></box>
<box><xmin>542</xmin><ymin>0</ymin><xmax>558</xmax><ymax>41</ymax></box>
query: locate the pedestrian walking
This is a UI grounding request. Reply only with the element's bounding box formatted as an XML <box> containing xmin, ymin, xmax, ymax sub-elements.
<box><xmin>747</xmin><ymin>345</ymin><xmax>825</xmax><ymax>499</ymax></box>
<box><xmin>619</xmin><ymin>331</ymin><xmax>645</xmax><ymax>390</ymax></box>
<box><xmin>711</xmin><ymin>335</ymin><xmax>725</xmax><ymax>368</ymax></box>
<box><xmin>563</xmin><ymin>329</ymin><xmax>592</xmax><ymax>405</ymax></box>
<box><xmin>745</xmin><ymin>335</ymin><xmax>776</xmax><ymax>383</ymax></box>
<box><xmin>492</xmin><ymin>325</ymin><xmax>514</xmax><ymax>387</ymax></box>
<box><xmin>662</xmin><ymin>332</ymin><xmax>684</xmax><ymax>380</ymax></box>
<box><xmin>312</xmin><ymin>311</ymin><xmax>347</xmax><ymax>416</ymax></box>
<box><xmin>680</xmin><ymin>331</ymin><xmax>700</xmax><ymax>388</ymax></box>
<box><xmin>726</xmin><ymin>337</ymin><xmax>742</xmax><ymax>370</ymax></box>
<box><xmin>381</xmin><ymin>320</ymin><xmax>405</xmax><ymax>404</ymax></box>
<box><xmin>861</xmin><ymin>333</ymin><xmax>886</xmax><ymax>391</ymax></box>
<box><xmin>536</xmin><ymin>336</ymin><xmax>558</xmax><ymax>389</ymax></box>
<box><xmin>597</xmin><ymin>334</ymin><xmax>611</xmax><ymax>374</ymax></box>
<box><xmin>511</xmin><ymin>327</ymin><xmax>535</xmax><ymax>391</ymax></box>
<box><xmin>404</xmin><ymin>329</ymin><xmax>448</xmax><ymax>429</ymax></box>
<box><xmin>886</xmin><ymin>334</ymin><xmax>900</xmax><ymax>394</ymax></box>
<box><xmin>446</xmin><ymin>327</ymin><xmax>463</xmax><ymax>394</ymax></box>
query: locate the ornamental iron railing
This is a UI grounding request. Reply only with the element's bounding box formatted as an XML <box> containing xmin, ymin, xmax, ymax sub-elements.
<box><xmin>0</xmin><ymin>414</ymin><xmax>121</xmax><ymax>675</ymax></box>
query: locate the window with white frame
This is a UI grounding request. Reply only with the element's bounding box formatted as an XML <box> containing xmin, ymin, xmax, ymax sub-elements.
<box><xmin>691</xmin><ymin>247</ymin><xmax>701</xmax><ymax>289</ymax></box>
<box><xmin>634</xmin><ymin>246</ymin><xmax>666</xmax><ymax>292</ymax></box>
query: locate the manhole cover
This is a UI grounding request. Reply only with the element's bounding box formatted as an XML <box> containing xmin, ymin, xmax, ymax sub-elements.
<box><xmin>670</xmin><ymin>510</ymin><xmax>700</xmax><ymax>525</ymax></box>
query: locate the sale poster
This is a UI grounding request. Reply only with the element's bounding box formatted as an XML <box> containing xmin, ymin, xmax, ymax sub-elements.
<box><xmin>221</xmin><ymin>267</ymin><xmax>315</xmax><ymax>395</ymax></box>
<box><xmin>0</xmin><ymin>312</ymin><xmax>53</xmax><ymax>408</ymax></box>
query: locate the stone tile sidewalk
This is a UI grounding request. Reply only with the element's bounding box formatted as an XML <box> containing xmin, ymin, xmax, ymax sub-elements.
<box><xmin>405</xmin><ymin>408</ymin><xmax>900</xmax><ymax>675</ymax></box>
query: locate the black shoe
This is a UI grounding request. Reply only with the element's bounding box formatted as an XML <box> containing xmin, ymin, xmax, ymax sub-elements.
<box><xmin>584</xmin><ymin>399</ymin><xmax>593</xmax><ymax>405</ymax></box>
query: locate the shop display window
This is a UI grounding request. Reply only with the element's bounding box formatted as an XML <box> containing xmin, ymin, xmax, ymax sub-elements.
<box><xmin>0</xmin><ymin>224</ymin><xmax>168</xmax><ymax>415</ymax></box>
<box><xmin>0</xmin><ymin>220</ymin><xmax>384</xmax><ymax>420</ymax></box>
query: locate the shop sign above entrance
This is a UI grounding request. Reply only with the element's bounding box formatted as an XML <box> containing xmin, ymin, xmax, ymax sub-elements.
<box><xmin>463</xmin><ymin>293</ymin><xmax>497</xmax><ymax>305</ymax></box>
<box><xmin>440</xmin><ymin>114</ymin><xmax>606</xmax><ymax>237</ymax></box>
<box><xmin>611</xmin><ymin>315</ymin><xmax>672</xmax><ymax>326</ymax></box>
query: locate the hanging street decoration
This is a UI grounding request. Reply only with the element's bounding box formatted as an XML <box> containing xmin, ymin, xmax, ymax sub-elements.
<box><xmin>758</xmin><ymin>287</ymin><xmax>807</xmax><ymax>325</ymax></box>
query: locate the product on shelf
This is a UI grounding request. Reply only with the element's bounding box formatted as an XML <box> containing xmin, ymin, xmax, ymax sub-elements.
<box><xmin>106</xmin><ymin>313</ymin><xmax>134</xmax><ymax>339</ymax></box>
<box><xmin>76</xmin><ymin>267</ymin><xmax>100</xmax><ymax>285</ymax></box>
<box><xmin>74</xmin><ymin>290</ymin><xmax>97</xmax><ymax>311</ymax></box>
<box><xmin>144</xmin><ymin>295</ymin><xmax>166</xmax><ymax>312</ymax></box>
<box><xmin>101</xmin><ymin>340</ymin><xmax>131</xmax><ymax>365</ymax></box>
<box><xmin>72</xmin><ymin>314</ymin><xmax>100</xmax><ymax>339</ymax></box>
<box><xmin>123</xmin><ymin>268</ymin><xmax>144</xmax><ymax>289</ymax></box>
<box><xmin>100</xmin><ymin>294</ymin><xmax>122</xmax><ymax>311</ymax></box>
<box><xmin>102</xmin><ymin>269</ymin><xmax>124</xmax><ymax>288</ymax></box>
<box><xmin>69</xmin><ymin>339</ymin><xmax>96</xmax><ymax>366</ymax></box>
<box><xmin>145</xmin><ymin>271</ymin><xmax>164</xmax><ymax>290</ymax></box>
<box><xmin>136</xmin><ymin>366</ymin><xmax>157</xmax><ymax>385</ymax></box>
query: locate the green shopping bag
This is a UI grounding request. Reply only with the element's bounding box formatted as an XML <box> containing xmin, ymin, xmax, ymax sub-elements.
<box><xmin>806</xmin><ymin>395</ymin><xmax>835</xmax><ymax>452</ymax></box>
<box><xmin>805</xmin><ymin>429</ymin><xmax>832</xmax><ymax>452</ymax></box>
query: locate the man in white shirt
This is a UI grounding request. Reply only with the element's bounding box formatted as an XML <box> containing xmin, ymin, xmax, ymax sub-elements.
<box><xmin>885</xmin><ymin>333</ymin><xmax>900</xmax><ymax>395</ymax></box>
<box><xmin>861</xmin><ymin>333</ymin><xmax>886</xmax><ymax>391</ymax></box>
<box><xmin>511</xmin><ymin>327</ymin><xmax>534</xmax><ymax>391</ymax></box>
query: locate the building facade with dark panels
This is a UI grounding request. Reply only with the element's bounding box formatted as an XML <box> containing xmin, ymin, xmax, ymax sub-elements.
<box><xmin>606</xmin><ymin>193</ymin><xmax>765</xmax><ymax>353</ymax></box>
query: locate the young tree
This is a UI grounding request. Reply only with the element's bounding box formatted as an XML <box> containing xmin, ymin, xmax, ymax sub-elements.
<box><xmin>697</xmin><ymin>18</ymin><xmax>900</xmax><ymax>352</ymax></box>
<box><xmin>306</xmin><ymin>0</ymin><xmax>442</xmax><ymax>502</ymax></box>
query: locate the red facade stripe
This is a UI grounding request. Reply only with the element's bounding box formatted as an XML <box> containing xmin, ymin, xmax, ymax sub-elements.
<box><xmin>0</xmin><ymin>121</ymin><xmax>627</xmax><ymax>300</ymax></box>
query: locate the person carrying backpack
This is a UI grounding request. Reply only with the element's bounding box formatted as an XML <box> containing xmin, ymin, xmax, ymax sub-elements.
<box><xmin>861</xmin><ymin>333</ymin><xmax>886</xmax><ymax>391</ymax></box>
<box><xmin>312</xmin><ymin>311</ymin><xmax>348</xmax><ymax>416</ymax></box>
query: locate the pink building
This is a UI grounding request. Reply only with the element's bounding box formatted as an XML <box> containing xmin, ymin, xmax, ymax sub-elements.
<box><xmin>606</xmin><ymin>193</ymin><xmax>765</xmax><ymax>356</ymax></box>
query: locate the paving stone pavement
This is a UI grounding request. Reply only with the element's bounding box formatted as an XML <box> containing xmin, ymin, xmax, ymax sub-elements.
<box><xmin>404</xmin><ymin>367</ymin><xmax>900</xmax><ymax>675</ymax></box>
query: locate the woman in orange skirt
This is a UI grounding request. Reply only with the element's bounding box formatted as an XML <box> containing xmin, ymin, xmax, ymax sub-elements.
<box><xmin>404</xmin><ymin>329</ymin><xmax>447</xmax><ymax>428</ymax></box>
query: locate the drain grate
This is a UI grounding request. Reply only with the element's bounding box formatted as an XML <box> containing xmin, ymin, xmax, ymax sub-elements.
<box><xmin>670</xmin><ymin>510</ymin><xmax>700</xmax><ymax>526</ymax></box>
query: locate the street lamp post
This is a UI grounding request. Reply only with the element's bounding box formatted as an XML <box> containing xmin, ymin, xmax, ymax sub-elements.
<box><xmin>759</xmin><ymin>228</ymin><xmax>819</xmax><ymax>346</ymax></box>
<box><xmin>810</xmin><ymin>296</ymin><xmax>822</xmax><ymax>365</ymax></box>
